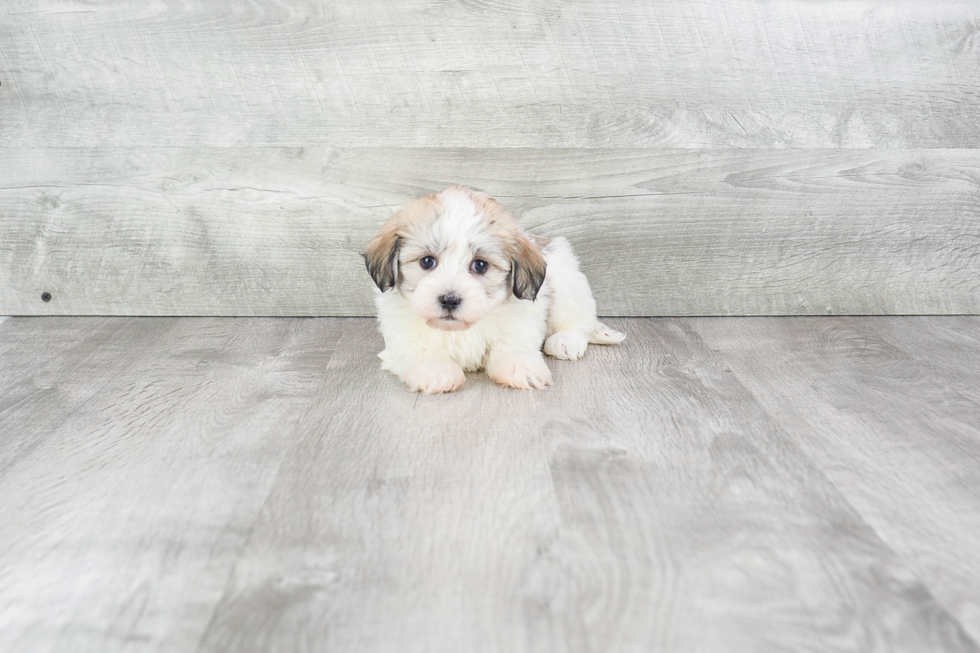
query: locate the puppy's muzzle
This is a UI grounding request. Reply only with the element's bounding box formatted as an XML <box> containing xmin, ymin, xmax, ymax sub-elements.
<box><xmin>438</xmin><ymin>292</ymin><xmax>462</xmax><ymax>312</ymax></box>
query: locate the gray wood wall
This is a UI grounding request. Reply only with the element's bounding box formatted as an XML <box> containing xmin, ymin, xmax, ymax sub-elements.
<box><xmin>1</xmin><ymin>1</ymin><xmax>978</xmax><ymax>316</ymax></box>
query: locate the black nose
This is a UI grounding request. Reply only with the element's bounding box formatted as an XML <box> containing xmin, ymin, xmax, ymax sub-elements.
<box><xmin>438</xmin><ymin>293</ymin><xmax>462</xmax><ymax>310</ymax></box>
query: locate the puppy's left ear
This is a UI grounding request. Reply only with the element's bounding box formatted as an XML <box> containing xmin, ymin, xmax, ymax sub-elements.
<box><xmin>510</xmin><ymin>232</ymin><xmax>547</xmax><ymax>301</ymax></box>
<box><xmin>362</xmin><ymin>220</ymin><xmax>401</xmax><ymax>292</ymax></box>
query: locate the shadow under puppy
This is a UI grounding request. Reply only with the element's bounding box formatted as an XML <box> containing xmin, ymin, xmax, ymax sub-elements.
<box><xmin>363</xmin><ymin>186</ymin><xmax>625</xmax><ymax>394</ymax></box>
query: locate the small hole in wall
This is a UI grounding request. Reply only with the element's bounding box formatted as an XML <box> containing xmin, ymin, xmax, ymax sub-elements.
<box><xmin>41</xmin><ymin>292</ymin><xmax>52</xmax><ymax>302</ymax></box>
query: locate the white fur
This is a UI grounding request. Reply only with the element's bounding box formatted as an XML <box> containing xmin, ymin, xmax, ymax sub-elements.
<box><xmin>372</xmin><ymin>188</ymin><xmax>625</xmax><ymax>394</ymax></box>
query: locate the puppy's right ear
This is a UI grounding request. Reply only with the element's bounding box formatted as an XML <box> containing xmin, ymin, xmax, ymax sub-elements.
<box><xmin>362</xmin><ymin>221</ymin><xmax>401</xmax><ymax>292</ymax></box>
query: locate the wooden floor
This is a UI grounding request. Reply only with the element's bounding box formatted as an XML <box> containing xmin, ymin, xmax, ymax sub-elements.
<box><xmin>1</xmin><ymin>316</ymin><xmax>979</xmax><ymax>653</ymax></box>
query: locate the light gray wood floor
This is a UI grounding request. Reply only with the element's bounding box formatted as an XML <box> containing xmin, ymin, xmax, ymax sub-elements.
<box><xmin>1</xmin><ymin>316</ymin><xmax>978</xmax><ymax>653</ymax></box>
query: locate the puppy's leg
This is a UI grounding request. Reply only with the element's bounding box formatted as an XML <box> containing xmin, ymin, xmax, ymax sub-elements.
<box><xmin>542</xmin><ymin>237</ymin><xmax>625</xmax><ymax>360</ymax></box>
<box><xmin>375</xmin><ymin>296</ymin><xmax>466</xmax><ymax>394</ymax></box>
<box><xmin>401</xmin><ymin>357</ymin><xmax>466</xmax><ymax>395</ymax></box>
<box><xmin>486</xmin><ymin>348</ymin><xmax>552</xmax><ymax>390</ymax></box>
<box><xmin>588</xmin><ymin>322</ymin><xmax>627</xmax><ymax>345</ymax></box>
<box><xmin>543</xmin><ymin>329</ymin><xmax>590</xmax><ymax>361</ymax></box>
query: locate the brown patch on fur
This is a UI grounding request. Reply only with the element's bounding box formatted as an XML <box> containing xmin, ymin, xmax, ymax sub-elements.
<box><xmin>362</xmin><ymin>220</ymin><xmax>400</xmax><ymax>292</ymax></box>
<box><xmin>455</xmin><ymin>187</ymin><xmax>547</xmax><ymax>300</ymax></box>
<box><xmin>452</xmin><ymin>187</ymin><xmax>549</xmax><ymax>299</ymax></box>
<box><xmin>508</xmin><ymin>231</ymin><xmax>547</xmax><ymax>300</ymax></box>
<box><xmin>363</xmin><ymin>194</ymin><xmax>443</xmax><ymax>291</ymax></box>
<box><xmin>528</xmin><ymin>234</ymin><xmax>553</xmax><ymax>249</ymax></box>
<box><xmin>457</xmin><ymin>189</ymin><xmax>523</xmax><ymax>240</ymax></box>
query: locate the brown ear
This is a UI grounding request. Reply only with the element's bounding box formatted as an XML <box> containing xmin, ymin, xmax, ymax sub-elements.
<box><xmin>510</xmin><ymin>232</ymin><xmax>547</xmax><ymax>301</ymax></box>
<box><xmin>362</xmin><ymin>220</ymin><xmax>401</xmax><ymax>292</ymax></box>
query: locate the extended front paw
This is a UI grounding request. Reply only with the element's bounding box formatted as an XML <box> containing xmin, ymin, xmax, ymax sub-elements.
<box><xmin>402</xmin><ymin>359</ymin><xmax>466</xmax><ymax>394</ymax></box>
<box><xmin>487</xmin><ymin>352</ymin><xmax>553</xmax><ymax>390</ymax></box>
<box><xmin>544</xmin><ymin>330</ymin><xmax>589</xmax><ymax>360</ymax></box>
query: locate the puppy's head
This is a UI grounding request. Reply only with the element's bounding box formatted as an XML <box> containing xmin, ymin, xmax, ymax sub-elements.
<box><xmin>363</xmin><ymin>187</ymin><xmax>546</xmax><ymax>331</ymax></box>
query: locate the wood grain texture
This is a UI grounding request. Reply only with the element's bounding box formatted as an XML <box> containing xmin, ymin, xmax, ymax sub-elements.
<box><xmin>1</xmin><ymin>0</ymin><xmax>978</xmax><ymax>148</ymax></box>
<box><xmin>0</xmin><ymin>317</ymin><xmax>345</xmax><ymax>652</ymax></box>
<box><xmin>196</xmin><ymin>319</ymin><xmax>558</xmax><ymax>653</ymax></box>
<box><xmin>695</xmin><ymin>316</ymin><xmax>980</xmax><ymax>644</ymax></box>
<box><xmin>3</xmin><ymin>317</ymin><xmax>979</xmax><ymax>651</ymax></box>
<box><xmin>0</xmin><ymin>317</ymin><xmax>166</xmax><ymax>476</ymax></box>
<box><xmin>191</xmin><ymin>316</ymin><xmax>977</xmax><ymax>652</ymax></box>
<box><xmin>530</xmin><ymin>318</ymin><xmax>975</xmax><ymax>653</ymax></box>
<box><xmin>2</xmin><ymin>147</ymin><xmax>979</xmax><ymax>317</ymax></box>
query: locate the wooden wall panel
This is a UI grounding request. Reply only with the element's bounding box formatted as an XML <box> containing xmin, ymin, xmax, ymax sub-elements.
<box><xmin>2</xmin><ymin>147</ymin><xmax>977</xmax><ymax>316</ymax></box>
<box><xmin>0</xmin><ymin>1</ymin><xmax>978</xmax><ymax>148</ymax></box>
<box><xmin>2</xmin><ymin>1</ymin><xmax>978</xmax><ymax>315</ymax></box>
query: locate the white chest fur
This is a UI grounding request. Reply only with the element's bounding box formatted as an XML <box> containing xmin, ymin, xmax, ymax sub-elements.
<box><xmin>375</xmin><ymin>282</ymin><xmax>551</xmax><ymax>373</ymax></box>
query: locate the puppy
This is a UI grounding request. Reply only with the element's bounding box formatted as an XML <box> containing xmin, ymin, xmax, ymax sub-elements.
<box><xmin>363</xmin><ymin>186</ymin><xmax>625</xmax><ymax>394</ymax></box>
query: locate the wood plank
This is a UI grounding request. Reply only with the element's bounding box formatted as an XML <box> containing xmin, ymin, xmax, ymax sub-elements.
<box><xmin>526</xmin><ymin>318</ymin><xmax>976</xmax><ymax>652</ymax></box>
<box><xmin>0</xmin><ymin>317</ymin><xmax>345</xmax><ymax>652</ymax></box>
<box><xmin>3</xmin><ymin>316</ymin><xmax>980</xmax><ymax>650</ymax></box>
<box><xmin>196</xmin><ymin>319</ymin><xmax>558</xmax><ymax>652</ymax></box>
<box><xmin>0</xmin><ymin>317</ymin><xmax>177</xmax><ymax>476</ymax></box>
<box><xmin>694</xmin><ymin>316</ymin><xmax>980</xmax><ymax>644</ymax></box>
<box><xmin>198</xmin><ymin>318</ymin><xmax>978</xmax><ymax>651</ymax></box>
<box><xmin>860</xmin><ymin>316</ymin><xmax>980</xmax><ymax>392</ymax></box>
<box><xmin>1</xmin><ymin>1</ymin><xmax>978</xmax><ymax>148</ymax></box>
<box><xmin>2</xmin><ymin>148</ymin><xmax>978</xmax><ymax>317</ymax></box>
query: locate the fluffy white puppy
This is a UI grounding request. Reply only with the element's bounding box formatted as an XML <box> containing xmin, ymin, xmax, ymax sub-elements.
<box><xmin>363</xmin><ymin>186</ymin><xmax>625</xmax><ymax>394</ymax></box>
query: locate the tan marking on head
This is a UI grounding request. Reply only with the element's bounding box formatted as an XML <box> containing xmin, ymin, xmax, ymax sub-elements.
<box><xmin>528</xmin><ymin>234</ymin><xmax>553</xmax><ymax>250</ymax></box>
<box><xmin>454</xmin><ymin>187</ymin><xmax>521</xmax><ymax>237</ymax></box>
<box><xmin>444</xmin><ymin>187</ymin><xmax>547</xmax><ymax>301</ymax></box>
<box><xmin>362</xmin><ymin>193</ymin><xmax>442</xmax><ymax>291</ymax></box>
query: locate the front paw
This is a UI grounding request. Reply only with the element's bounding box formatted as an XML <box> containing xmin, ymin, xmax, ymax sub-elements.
<box><xmin>544</xmin><ymin>330</ymin><xmax>589</xmax><ymax>360</ymax></box>
<box><xmin>487</xmin><ymin>352</ymin><xmax>553</xmax><ymax>390</ymax></box>
<box><xmin>402</xmin><ymin>360</ymin><xmax>465</xmax><ymax>395</ymax></box>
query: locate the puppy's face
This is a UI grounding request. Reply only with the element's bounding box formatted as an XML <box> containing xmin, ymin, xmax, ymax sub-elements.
<box><xmin>363</xmin><ymin>187</ymin><xmax>546</xmax><ymax>331</ymax></box>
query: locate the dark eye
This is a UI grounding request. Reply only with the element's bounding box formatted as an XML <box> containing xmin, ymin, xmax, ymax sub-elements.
<box><xmin>420</xmin><ymin>256</ymin><xmax>437</xmax><ymax>270</ymax></box>
<box><xmin>470</xmin><ymin>259</ymin><xmax>488</xmax><ymax>275</ymax></box>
